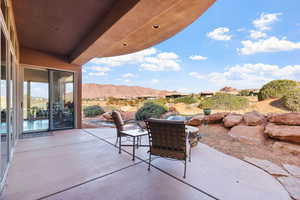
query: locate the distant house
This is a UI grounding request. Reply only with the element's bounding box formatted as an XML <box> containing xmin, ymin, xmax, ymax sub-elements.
<box><xmin>200</xmin><ymin>91</ymin><xmax>215</xmax><ymax>97</ymax></box>
<box><xmin>136</xmin><ymin>95</ymin><xmax>158</xmax><ymax>100</ymax></box>
<box><xmin>250</xmin><ymin>89</ymin><xmax>259</xmax><ymax>96</ymax></box>
<box><xmin>165</xmin><ymin>93</ymin><xmax>188</xmax><ymax>99</ymax></box>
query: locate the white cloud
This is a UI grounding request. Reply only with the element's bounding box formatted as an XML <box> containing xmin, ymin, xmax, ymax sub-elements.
<box><xmin>90</xmin><ymin>48</ymin><xmax>181</xmax><ymax>72</ymax></box>
<box><xmin>190</xmin><ymin>63</ymin><xmax>300</xmax><ymax>89</ymax></box>
<box><xmin>207</xmin><ymin>27</ymin><xmax>232</xmax><ymax>41</ymax></box>
<box><xmin>122</xmin><ymin>73</ymin><xmax>136</xmax><ymax>78</ymax></box>
<box><xmin>249</xmin><ymin>30</ymin><xmax>267</xmax><ymax>39</ymax></box>
<box><xmin>141</xmin><ymin>57</ymin><xmax>180</xmax><ymax>71</ymax></box>
<box><xmin>189</xmin><ymin>72</ymin><xmax>205</xmax><ymax>79</ymax></box>
<box><xmin>151</xmin><ymin>79</ymin><xmax>160</xmax><ymax>84</ymax></box>
<box><xmin>90</xmin><ymin>48</ymin><xmax>157</xmax><ymax>67</ymax></box>
<box><xmin>89</xmin><ymin>66</ymin><xmax>111</xmax><ymax>72</ymax></box>
<box><xmin>88</xmin><ymin>72</ymin><xmax>107</xmax><ymax>76</ymax></box>
<box><xmin>253</xmin><ymin>13</ymin><xmax>282</xmax><ymax>31</ymax></box>
<box><xmin>124</xmin><ymin>79</ymin><xmax>132</xmax><ymax>83</ymax></box>
<box><xmin>158</xmin><ymin>52</ymin><xmax>179</xmax><ymax>59</ymax></box>
<box><xmin>239</xmin><ymin>37</ymin><xmax>300</xmax><ymax>55</ymax></box>
<box><xmin>189</xmin><ymin>55</ymin><xmax>208</xmax><ymax>60</ymax></box>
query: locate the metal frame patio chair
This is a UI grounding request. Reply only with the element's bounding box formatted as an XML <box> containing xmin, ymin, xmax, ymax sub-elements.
<box><xmin>111</xmin><ymin>110</ymin><xmax>144</xmax><ymax>147</ymax></box>
<box><xmin>145</xmin><ymin>118</ymin><xmax>191</xmax><ymax>178</ymax></box>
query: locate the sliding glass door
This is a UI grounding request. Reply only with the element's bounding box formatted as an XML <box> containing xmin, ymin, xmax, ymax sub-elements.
<box><xmin>1</xmin><ymin>30</ymin><xmax>8</xmax><ymax>179</ymax></box>
<box><xmin>22</xmin><ymin>68</ymin><xmax>74</xmax><ymax>133</ymax></box>
<box><xmin>23</xmin><ymin>68</ymin><xmax>49</xmax><ymax>132</ymax></box>
<box><xmin>49</xmin><ymin>70</ymin><xmax>74</xmax><ymax>130</ymax></box>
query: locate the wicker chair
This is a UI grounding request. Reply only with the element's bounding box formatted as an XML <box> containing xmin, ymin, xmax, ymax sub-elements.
<box><xmin>145</xmin><ymin>118</ymin><xmax>191</xmax><ymax>178</ymax></box>
<box><xmin>111</xmin><ymin>111</ymin><xmax>143</xmax><ymax>147</ymax></box>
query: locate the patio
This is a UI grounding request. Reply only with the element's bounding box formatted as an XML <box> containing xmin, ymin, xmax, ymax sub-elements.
<box><xmin>0</xmin><ymin>128</ymin><xmax>291</xmax><ymax>200</ymax></box>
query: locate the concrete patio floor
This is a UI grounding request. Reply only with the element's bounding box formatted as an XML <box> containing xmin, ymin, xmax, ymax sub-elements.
<box><xmin>0</xmin><ymin>128</ymin><xmax>291</xmax><ymax>200</ymax></box>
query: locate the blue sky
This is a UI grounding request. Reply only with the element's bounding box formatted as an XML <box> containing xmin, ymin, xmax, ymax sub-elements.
<box><xmin>82</xmin><ymin>0</ymin><xmax>300</xmax><ymax>93</ymax></box>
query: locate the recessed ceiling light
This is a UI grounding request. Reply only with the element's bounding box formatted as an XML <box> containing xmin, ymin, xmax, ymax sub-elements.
<box><xmin>153</xmin><ymin>24</ymin><xmax>160</xmax><ymax>29</ymax></box>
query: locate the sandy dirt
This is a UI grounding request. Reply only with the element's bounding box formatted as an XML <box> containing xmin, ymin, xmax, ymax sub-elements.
<box><xmin>198</xmin><ymin>124</ymin><xmax>300</xmax><ymax>168</ymax></box>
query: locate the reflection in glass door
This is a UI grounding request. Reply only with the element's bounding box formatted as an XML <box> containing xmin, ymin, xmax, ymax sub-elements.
<box><xmin>50</xmin><ymin>71</ymin><xmax>74</xmax><ymax>130</ymax></box>
<box><xmin>23</xmin><ymin>68</ymin><xmax>49</xmax><ymax>132</ymax></box>
<box><xmin>1</xmin><ymin>29</ymin><xmax>8</xmax><ymax>180</ymax></box>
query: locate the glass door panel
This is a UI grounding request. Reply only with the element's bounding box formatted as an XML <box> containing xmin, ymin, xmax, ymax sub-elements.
<box><xmin>49</xmin><ymin>70</ymin><xmax>74</xmax><ymax>130</ymax></box>
<box><xmin>23</xmin><ymin>68</ymin><xmax>49</xmax><ymax>132</ymax></box>
<box><xmin>9</xmin><ymin>52</ymin><xmax>16</xmax><ymax>148</ymax></box>
<box><xmin>1</xmin><ymin>30</ymin><xmax>8</xmax><ymax>179</ymax></box>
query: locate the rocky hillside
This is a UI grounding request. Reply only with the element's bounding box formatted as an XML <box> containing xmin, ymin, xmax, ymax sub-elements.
<box><xmin>82</xmin><ymin>83</ymin><xmax>176</xmax><ymax>99</ymax></box>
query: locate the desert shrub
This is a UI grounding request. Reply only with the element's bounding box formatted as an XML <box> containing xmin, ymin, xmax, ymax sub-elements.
<box><xmin>239</xmin><ymin>89</ymin><xmax>252</xmax><ymax>96</ymax></box>
<box><xmin>281</xmin><ymin>88</ymin><xmax>300</xmax><ymax>111</ymax></box>
<box><xmin>135</xmin><ymin>102</ymin><xmax>167</xmax><ymax>121</ymax></box>
<box><xmin>198</xmin><ymin>93</ymin><xmax>249</xmax><ymax>110</ymax></box>
<box><xmin>173</xmin><ymin>96</ymin><xmax>198</xmax><ymax>104</ymax></box>
<box><xmin>258</xmin><ymin>80</ymin><xmax>300</xmax><ymax>101</ymax></box>
<box><xmin>145</xmin><ymin>98</ymin><xmax>168</xmax><ymax>106</ymax></box>
<box><xmin>83</xmin><ymin>105</ymin><xmax>104</xmax><ymax>117</ymax></box>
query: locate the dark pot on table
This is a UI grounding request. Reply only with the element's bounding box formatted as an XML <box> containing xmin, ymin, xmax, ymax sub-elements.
<box><xmin>203</xmin><ymin>108</ymin><xmax>211</xmax><ymax>115</ymax></box>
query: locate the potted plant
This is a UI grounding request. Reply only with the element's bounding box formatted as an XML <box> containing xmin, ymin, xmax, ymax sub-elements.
<box><xmin>203</xmin><ymin>108</ymin><xmax>211</xmax><ymax>115</ymax></box>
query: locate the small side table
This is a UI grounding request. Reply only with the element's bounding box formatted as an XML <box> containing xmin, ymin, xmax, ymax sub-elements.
<box><xmin>119</xmin><ymin>129</ymin><xmax>148</xmax><ymax>161</ymax></box>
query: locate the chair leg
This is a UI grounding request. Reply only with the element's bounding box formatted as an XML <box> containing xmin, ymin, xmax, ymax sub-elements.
<box><xmin>183</xmin><ymin>159</ymin><xmax>187</xmax><ymax>179</ymax></box>
<box><xmin>115</xmin><ymin>137</ymin><xmax>119</xmax><ymax>147</ymax></box>
<box><xmin>119</xmin><ymin>136</ymin><xmax>121</xmax><ymax>154</ymax></box>
<box><xmin>189</xmin><ymin>146</ymin><xmax>192</xmax><ymax>162</ymax></box>
<box><xmin>148</xmin><ymin>153</ymin><xmax>151</xmax><ymax>171</ymax></box>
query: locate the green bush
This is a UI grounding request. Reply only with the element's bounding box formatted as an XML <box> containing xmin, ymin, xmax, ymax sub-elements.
<box><xmin>174</xmin><ymin>96</ymin><xmax>198</xmax><ymax>104</ymax></box>
<box><xmin>239</xmin><ymin>89</ymin><xmax>252</xmax><ymax>96</ymax></box>
<box><xmin>281</xmin><ymin>88</ymin><xmax>300</xmax><ymax>111</ymax></box>
<box><xmin>83</xmin><ymin>105</ymin><xmax>104</xmax><ymax>117</ymax></box>
<box><xmin>198</xmin><ymin>93</ymin><xmax>249</xmax><ymax>110</ymax></box>
<box><xmin>145</xmin><ymin>98</ymin><xmax>168</xmax><ymax>106</ymax></box>
<box><xmin>258</xmin><ymin>80</ymin><xmax>300</xmax><ymax>101</ymax></box>
<box><xmin>135</xmin><ymin>102</ymin><xmax>167</xmax><ymax>121</ymax></box>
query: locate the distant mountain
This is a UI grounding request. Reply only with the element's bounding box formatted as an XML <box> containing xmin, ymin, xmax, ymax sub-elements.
<box><xmin>82</xmin><ymin>83</ymin><xmax>176</xmax><ymax>99</ymax></box>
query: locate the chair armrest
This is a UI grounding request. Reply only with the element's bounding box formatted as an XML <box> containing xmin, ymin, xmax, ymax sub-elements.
<box><xmin>124</xmin><ymin>120</ymin><xmax>147</xmax><ymax>130</ymax></box>
<box><xmin>124</xmin><ymin>119</ymin><xmax>137</xmax><ymax>124</ymax></box>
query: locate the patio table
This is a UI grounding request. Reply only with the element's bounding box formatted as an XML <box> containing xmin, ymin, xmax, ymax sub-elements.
<box><xmin>120</xmin><ymin>126</ymin><xmax>200</xmax><ymax>161</ymax></box>
<box><xmin>119</xmin><ymin>129</ymin><xmax>148</xmax><ymax>161</ymax></box>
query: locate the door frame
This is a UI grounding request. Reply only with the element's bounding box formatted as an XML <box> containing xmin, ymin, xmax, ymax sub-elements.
<box><xmin>19</xmin><ymin>64</ymin><xmax>78</xmax><ymax>134</ymax></box>
<box><xmin>49</xmin><ymin>69</ymin><xmax>75</xmax><ymax>131</ymax></box>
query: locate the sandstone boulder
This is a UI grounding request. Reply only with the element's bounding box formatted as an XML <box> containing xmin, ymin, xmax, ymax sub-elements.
<box><xmin>187</xmin><ymin>115</ymin><xmax>204</xmax><ymax>126</ymax></box>
<box><xmin>204</xmin><ymin>112</ymin><xmax>228</xmax><ymax>124</ymax></box>
<box><xmin>268</xmin><ymin>113</ymin><xmax>300</xmax><ymax>126</ymax></box>
<box><xmin>243</xmin><ymin>111</ymin><xmax>266</xmax><ymax>126</ymax></box>
<box><xmin>273</xmin><ymin>141</ymin><xmax>300</xmax><ymax>155</ymax></box>
<box><xmin>120</xmin><ymin>111</ymin><xmax>135</xmax><ymax>121</ymax></box>
<box><xmin>265</xmin><ymin>123</ymin><xmax>300</xmax><ymax>144</ymax></box>
<box><xmin>168</xmin><ymin>106</ymin><xmax>177</xmax><ymax>112</ymax></box>
<box><xmin>223</xmin><ymin>114</ymin><xmax>243</xmax><ymax>128</ymax></box>
<box><xmin>228</xmin><ymin>125</ymin><xmax>266</xmax><ymax>145</ymax></box>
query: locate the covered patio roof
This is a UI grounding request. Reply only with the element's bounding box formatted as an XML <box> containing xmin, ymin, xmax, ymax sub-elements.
<box><xmin>13</xmin><ymin>0</ymin><xmax>215</xmax><ymax>65</ymax></box>
<box><xmin>1</xmin><ymin>128</ymin><xmax>290</xmax><ymax>200</ymax></box>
